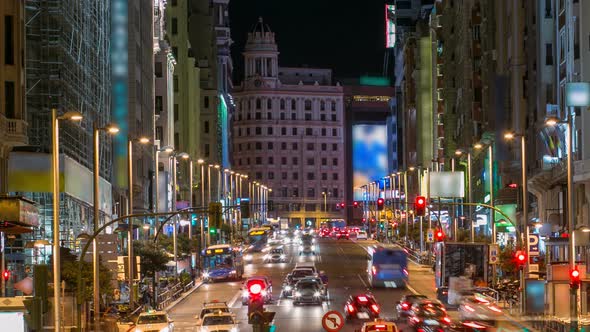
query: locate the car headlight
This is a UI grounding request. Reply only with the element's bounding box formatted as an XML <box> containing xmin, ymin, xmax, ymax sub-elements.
<box><xmin>203</xmin><ymin>272</ymin><xmax>209</xmax><ymax>278</ymax></box>
<box><xmin>284</xmin><ymin>286</ymin><xmax>292</xmax><ymax>291</ymax></box>
<box><xmin>264</xmin><ymin>255</ymin><xmax>270</xmax><ymax>260</ymax></box>
<box><xmin>242</xmin><ymin>290</ymin><xmax>249</xmax><ymax>297</ymax></box>
<box><xmin>311</xmin><ymin>246</ymin><xmax>316</xmax><ymax>251</ymax></box>
<box><xmin>299</xmin><ymin>246</ymin><xmax>304</xmax><ymax>250</ymax></box>
<box><xmin>280</xmin><ymin>255</ymin><xmax>286</xmax><ymax>259</ymax></box>
<box><xmin>230</xmin><ymin>327</ymin><xmax>238</xmax><ymax>332</ymax></box>
<box><xmin>134</xmin><ymin>328</ymin><xmax>143</xmax><ymax>332</ymax></box>
<box><xmin>230</xmin><ymin>270</ymin><xmax>237</xmax><ymax>274</ymax></box>
<box><xmin>314</xmin><ymin>291</ymin><xmax>321</xmax><ymax>297</ymax></box>
<box><xmin>295</xmin><ymin>292</ymin><xmax>302</xmax><ymax>297</ymax></box>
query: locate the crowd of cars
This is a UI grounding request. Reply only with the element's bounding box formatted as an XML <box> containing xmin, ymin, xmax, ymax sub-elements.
<box><xmin>318</xmin><ymin>226</ymin><xmax>370</xmax><ymax>240</ymax></box>
<box><xmin>281</xmin><ymin>262</ymin><xmax>329</xmax><ymax>305</ymax></box>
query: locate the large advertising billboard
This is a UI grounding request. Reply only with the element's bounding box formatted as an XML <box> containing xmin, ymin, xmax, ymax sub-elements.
<box><xmin>385</xmin><ymin>4</ymin><xmax>396</xmax><ymax>48</ymax></box>
<box><xmin>353</xmin><ymin>125</ymin><xmax>388</xmax><ymax>200</ymax></box>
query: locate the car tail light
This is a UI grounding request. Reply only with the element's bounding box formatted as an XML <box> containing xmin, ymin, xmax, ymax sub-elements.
<box><xmin>417</xmin><ymin>328</ymin><xmax>425</xmax><ymax>332</ymax></box>
<box><xmin>357</xmin><ymin>296</ymin><xmax>368</xmax><ymax>303</ymax></box>
<box><xmin>464</xmin><ymin>305</ymin><xmax>475</xmax><ymax>312</ymax></box>
<box><xmin>442</xmin><ymin>316</ymin><xmax>451</xmax><ymax>324</ymax></box>
<box><xmin>371</xmin><ymin>304</ymin><xmax>380</xmax><ymax>313</ymax></box>
<box><xmin>347</xmin><ymin>304</ymin><xmax>355</xmax><ymax>313</ymax></box>
<box><xmin>401</xmin><ymin>302</ymin><xmax>409</xmax><ymax>310</ymax></box>
<box><xmin>463</xmin><ymin>322</ymin><xmax>487</xmax><ymax>329</ymax></box>
<box><xmin>403</xmin><ymin>268</ymin><xmax>408</xmax><ymax>276</ymax></box>
<box><xmin>410</xmin><ymin>316</ymin><xmax>421</xmax><ymax>324</ymax></box>
<box><xmin>371</xmin><ymin>266</ymin><xmax>377</xmax><ymax>275</ymax></box>
<box><xmin>489</xmin><ymin>305</ymin><xmax>502</xmax><ymax>313</ymax></box>
<box><xmin>375</xmin><ymin>324</ymin><xmax>387</xmax><ymax>330</ymax></box>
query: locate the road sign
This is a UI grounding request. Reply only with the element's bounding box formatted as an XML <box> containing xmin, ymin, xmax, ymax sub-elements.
<box><xmin>322</xmin><ymin>310</ymin><xmax>344</xmax><ymax>332</ymax></box>
<box><xmin>426</xmin><ymin>228</ymin><xmax>434</xmax><ymax>243</ymax></box>
<box><xmin>528</xmin><ymin>234</ymin><xmax>540</xmax><ymax>256</ymax></box>
<box><xmin>489</xmin><ymin>244</ymin><xmax>499</xmax><ymax>265</ymax></box>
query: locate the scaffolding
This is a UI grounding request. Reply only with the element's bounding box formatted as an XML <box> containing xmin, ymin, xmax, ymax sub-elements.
<box><xmin>23</xmin><ymin>0</ymin><xmax>112</xmax><ymax>245</ymax></box>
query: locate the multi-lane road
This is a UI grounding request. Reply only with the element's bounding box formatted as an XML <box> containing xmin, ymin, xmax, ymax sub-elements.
<box><xmin>168</xmin><ymin>236</ymin><xmax>438</xmax><ymax>331</ymax></box>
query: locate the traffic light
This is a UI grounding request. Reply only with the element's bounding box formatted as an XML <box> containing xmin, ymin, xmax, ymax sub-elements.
<box><xmin>377</xmin><ymin>198</ymin><xmax>384</xmax><ymax>211</ymax></box>
<box><xmin>515</xmin><ymin>250</ymin><xmax>527</xmax><ymax>269</ymax></box>
<box><xmin>415</xmin><ymin>196</ymin><xmax>426</xmax><ymax>216</ymax></box>
<box><xmin>247</xmin><ymin>279</ymin><xmax>266</xmax><ymax>324</ymax></box>
<box><xmin>240</xmin><ymin>199</ymin><xmax>250</xmax><ymax>218</ymax></box>
<box><xmin>435</xmin><ymin>229</ymin><xmax>445</xmax><ymax>242</ymax></box>
<box><xmin>3</xmin><ymin>270</ymin><xmax>9</xmax><ymax>281</ymax></box>
<box><xmin>570</xmin><ymin>267</ymin><xmax>581</xmax><ymax>289</ymax></box>
<box><xmin>353</xmin><ymin>201</ymin><xmax>359</xmax><ymax>208</ymax></box>
<box><xmin>336</xmin><ymin>202</ymin><xmax>345</xmax><ymax>209</ymax></box>
<box><xmin>208</xmin><ymin>202</ymin><xmax>222</xmax><ymax>228</ymax></box>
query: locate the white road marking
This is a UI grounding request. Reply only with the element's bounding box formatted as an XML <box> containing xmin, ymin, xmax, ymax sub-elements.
<box><xmin>228</xmin><ymin>289</ymin><xmax>241</xmax><ymax>307</ymax></box>
<box><xmin>357</xmin><ymin>273</ymin><xmax>368</xmax><ymax>288</ymax></box>
<box><xmin>406</xmin><ymin>282</ymin><xmax>420</xmax><ymax>295</ymax></box>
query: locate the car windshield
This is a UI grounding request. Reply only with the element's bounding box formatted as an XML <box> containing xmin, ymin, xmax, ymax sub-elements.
<box><xmin>200</xmin><ymin>307</ymin><xmax>229</xmax><ymax>318</ymax></box>
<box><xmin>417</xmin><ymin>303</ymin><xmax>446</xmax><ymax>317</ymax></box>
<box><xmin>137</xmin><ymin>314</ymin><xmax>168</xmax><ymax>324</ymax></box>
<box><xmin>292</xmin><ymin>270</ymin><xmax>313</xmax><ymax>278</ymax></box>
<box><xmin>203</xmin><ymin>315</ymin><xmax>234</xmax><ymax>325</ymax></box>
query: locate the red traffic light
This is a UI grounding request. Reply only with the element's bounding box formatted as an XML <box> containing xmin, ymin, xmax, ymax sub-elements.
<box><xmin>435</xmin><ymin>229</ymin><xmax>445</xmax><ymax>242</ymax></box>
<box><xmin>353</xmin><ymin>201</ymin><xmax>359</xmax><ymax>208</ymax></box>
<box><xmin>415</xmin><ymin>196</ymin><xmax>426</xmax><ymax>216</ymax></box>
<box><xmin>377</xmin><ymin>198</ymin><xmax>384</xmax><ymax>211</ymax></box>
<box><xmin>515</xmin><ymin>250</ymin><xmax>527</xmax><ymax>269</ymax></box>
<box><xmin>570</xmin><ymin>267</ymin><xmax>581</xmax><ymax>288</ymax></box>
<box><xmin>571</xmin><ymin>269</ymin><xmax>580</xmax><ymax>279</ymax></box>
<box><xmin>247</xmin><ymin>279</ymin><xmax>266</xmax><ymax>297</ymax></box>
<box><xmin>2</xmin><ymin>270</ymin><xmax>9</xmax><ymax>281</ymax></box>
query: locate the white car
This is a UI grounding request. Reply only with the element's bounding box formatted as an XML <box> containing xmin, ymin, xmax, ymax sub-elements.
<box><xmin>458</xmin><ymin>295</ymin><xmax>503</xmax><ymax>321</ymax></box>
<box><xmin>195</xmin><ymin>301</ymin><xmax>233</xmax><ymax>326</ymax></box>
<box><xmin>356</xmin><ymin>231</ymin><xmax>368</xmax><ymax>240</ymax></box>
<box><xmin>199</xmin><ymin>312</ymin><xmax>238</xmax><ymax>332</ymax></box>
<box><xmin>132</xmin><ymin>310</ymin><xmax>174</xmax><ymax>332</ymax></box>
<box><xmin>360</xmin><ymin>319</ymin><xmax>399</xmax><ymax>332</ymax></box>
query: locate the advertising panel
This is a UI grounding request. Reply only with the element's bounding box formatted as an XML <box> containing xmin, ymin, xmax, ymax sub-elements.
<box><xmin>385</xmin><ymin>4</ymin><xmax>396</xmax><ymax>48</ymax></box>
<box><xmin>429</xmin><ymin>172</ymin><xmax>465</xmax><ymax>198</ymax></box>
<box><xmin>353</xmin><ymin>125</ymin><xmax>388</xmax><ymax>200</ymax></box>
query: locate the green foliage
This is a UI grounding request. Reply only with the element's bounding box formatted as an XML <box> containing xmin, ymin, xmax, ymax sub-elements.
<box><xmin>133</xmin><ymin>241</ymin><xmax>169</xmax><ymax>278</ymax></box>
<box><xmin>179</xmin><ymin>271</ymin><xmax>191</xmax><ymax>285</ymax></box>
<box><xmin>59</xmin><ymin>247</ymin><xmax>114</xmax><ymax>302</ymax></box>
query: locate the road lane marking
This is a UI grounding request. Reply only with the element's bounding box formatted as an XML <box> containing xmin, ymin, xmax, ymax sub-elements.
<box><xmin>406</xmin><ymin>282</ymin><xmax>420</xmax><ymax>295</ymax></box>
<box><xmin>228</xmin><ymin>289</ymin><xmax>241</xmax><ymax>307</ymax></box>
<box><xmin>357</xmin><ymin>274</ymin><xmax>368</xmax><ymax>288</ymax></box>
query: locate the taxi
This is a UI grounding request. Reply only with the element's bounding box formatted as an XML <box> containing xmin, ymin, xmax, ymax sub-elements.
<box><xmin>199</xmin><ymin>312</ymin><xmax>238</xmax><ymax>332</ymax></box>
<box><xmin>195</xmin><ymin>301</ymin><xmax>233</xmax><ymax>326</ymax></box>
<box><xmin>132</xmin><ymin>310</ymin><xmax>174</xmax><ymax>332</ymax></box>
<box><xmin>359</xmin><ymin>319</ymin><xmax>399</xmax><ymax>332</ymax></box>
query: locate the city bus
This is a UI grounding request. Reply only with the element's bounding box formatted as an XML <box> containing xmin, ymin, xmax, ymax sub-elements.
<box><xmin>366</xmin><ymin>244</ymin><xmax>408</xmax><ymax>288</ymax></box>
<box><xmin>201</xmin><ymin>244</ymin><xmax>244</xmax><ymax>282</ymax></box>
<box><xmin>247</xmin><ymin>226</ymin><xmax>273</xmax><ymax>252</ymax></box>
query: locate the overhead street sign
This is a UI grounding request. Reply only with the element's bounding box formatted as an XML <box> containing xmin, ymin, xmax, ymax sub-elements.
<box><xmin>322</xmin><ymin>310</ymin><xmax>344</xmax><ymax>332</ymax></box>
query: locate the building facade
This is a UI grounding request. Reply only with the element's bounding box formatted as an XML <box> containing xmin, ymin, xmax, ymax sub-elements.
<box><xmin>232</xmin><ymin>20</ymin><xmax>345</xmax><ymax>228</ymax></box>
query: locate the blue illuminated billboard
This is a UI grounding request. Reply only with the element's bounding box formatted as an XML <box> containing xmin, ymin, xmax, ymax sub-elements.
<box><xmin>353</xmin><ymin>125</ymin><xmax>388</xmax><ymax>200</ymax></box>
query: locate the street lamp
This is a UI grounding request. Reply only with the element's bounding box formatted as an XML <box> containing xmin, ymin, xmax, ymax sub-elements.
<box><xmin>170</xmin><ymin>151</ymin><xmax>189</xmax><ymax>276</ymax></box>
<box><xmin>51</xmin><ymin>109</ymin><xmax>83</xmax><ymax>331</ymax></box>
<box><xmin>474</xmin><ymin>139</ymin><xmax>496</xmax><ymax>281</ymax></box>
<box><xmin>92</xmin><ymin>122</ymin><xmax>118</xmax><ymax>325</ymax></box>
<box><xmin>127</xmin><ymin>136</ymin><xmax>149</xmax><ymax>309</ymax></box>
<box><xmin>503</xmin><ymin>130</ymin><xmax>528</xmax><ymax>314</ymax></box>
<box><xmin>154</xmin><ymin>145</ymin><xmax>174</xmax><ymax>214</ymax></box>
<box><xmin>321</xmin><ymin>192</ymin><xmax>327</xmax><ymax>223</ymax></box>
<box><xmin>455</xmin><ymin>148</ymin><xmax>473</xmax><ymax>242</ymax></box>
<box><xmin>197</xmin><ymin>159</ymin><xmax>205</xmax><ymax>249</ymax></box>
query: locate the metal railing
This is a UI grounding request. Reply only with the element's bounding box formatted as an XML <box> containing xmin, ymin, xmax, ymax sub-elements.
<box><xmin>156</xmin><ymin>279</ymin><xmax>195</xmax><ymax>310</ymax></box>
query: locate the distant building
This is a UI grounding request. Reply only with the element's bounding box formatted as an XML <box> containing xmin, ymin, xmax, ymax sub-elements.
<box><xmin>232</xmin><ymin>19</ymin><xmax>345</xmax><ymax>228</ymax></box>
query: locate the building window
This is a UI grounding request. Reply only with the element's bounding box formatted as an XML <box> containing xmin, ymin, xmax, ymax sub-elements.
<box><xmin>204</xmin><ymin>143</ymin><xmax>210</xmax><ymax>157</ymax></box>
<box><xmin>332</xmin><ymin>173</ymin><xmax>338</xmax><ymax>180</ymax></box>
<box><xmin>155</xmin><ymin>61</ymin><xmax>163</xmax><ymax>77</ymax></box>
<box><xmin>331</xmin><ymin>114</ymin><xmax>337</xmax><ymax>121</ymax></box>
<box><xmin>204</xmin><ymin>96</ymin><xmax>210</xmax><ymax>108</ymax></box>
<box><xmin>293</xmin><ymin>172</ymin><xmax>299</xmax><ymax>180</ymax></box>
<box><xmin>307</xmin><ymin>188</ymin><xmax>315</xmax><ymax>198</ymax></box>
<box><xmin>321</xmin><ymin>143</ymin><xmax>327</xmax><ymax>151</ymax></box>
<box><xmin>307</xmin><ymin>158</ymin><xmax>314</xmax><ymax>166</ymax></box>
<box><xmin>281</xmin><ymin>127</ymin><xmax>286</xmax><ymax>135</ymax></box>
<box><xmin>155</xmin><ymin>96</ymin><xmax>163</xmax><ymax>115</ymax></box>
<box><xmin>305</xmin><ymin>100</ymin><xmax>312</xmax><ymax>110</ymax></box>
<box><xmin>256</xmin><ymin>98</ymin><xmax>261</xmax><ymax>109</ymax></box>
<box><xmin>321</xmin><ymin>128</ymin><xmax>326</xmax><ymax>136</ymax></box>
<box><xmin>4</xmin><ymin>16</ymin><xmax>13</xmax><ymax>65</ymax></box>
<box><xmin>268</xmin><ymin>172</ymin><xmax>274</xmax><ymax>179</ymax></box>
<box><xmin>291</xmin><ymin>113</ymin><xmax>296</xmax><ymax>120</ymax></box>
<box><xmin>246</xmin><ymin>128</ymin><xmax>251</xmax><ymax>135</ymax></box>
<box><xmin>255</xmin><ymin>142</ymin><xmax>262</xmax><ymax>150</ymax></box>
<box><xmin>321</xmin><ymin>158</ymin><xmax>327</xmax><ymax>166</ymax></box>
<box><xmin>321</xmin><ymin>173</ymin><xmax>327</xmax><ymax>180</ymax></box>
<box><xmin>291</xmin><ymin>100</ymin><xmax>296</xmax><ymax>110</ymax></box>
<box><xmin>268</xmin><ymin>142</ymin><xmax>273</xmax><ymax>149</ymax></box>
<box><xmin>171</xmin><ymin>17</ymin><xmax>178</xmax><ymax>35</ymax></box>
<box><xmin>332</xmin><ymin>188</ymin><xmax>338</xmax><ymax>197</ymax></box>
<box><xmin>255</xmin><ymin>127</ymin><xmax>262</xmax><ymax>135</ymax></box>
<box><xmin>267</xmin><ymin>99</ymin><xmax>272</xmax><ymax>109</ymax></box>
<box><xmin>171</xmin><ymin>47</ymin><xmax>178</xmax><ymax>59</ymax></box>
<box><xmin>305</xmin><ymin>203</ymin><xmax>316</xmax><ymax>212</ymax></box>
<box><xmin>238</xmin><ymin>143</ymin><xmax>242</xmax><ymax>151</ymax></box>
<box><xmin>306</xmin><ymin>128</ymin><xmax>313</xmax><ymax>136</ymax></box>
<box><xmin>256</xmin><ymin>172</ymin><xmax>262</xmax><ymax>180</ymax></box>
<box><xmin>305</xmin><ymin>113</ymin><xmax>312</xmax><ymax>121</ymax></box>
<box><xmin>280</xmin><ymin>113</ymin><xmax>285</xmax><ymax>120</ymax></box>
<box><xmin>331</xmin><ymin>101</ymin><xmax>336</xmax><ymax>111</ymax></box>
<box><xmin>282</xmin><ymin>172</ymin><xmax>287</xmax><ymax>180</ymax></box>
<box><xmin>281</xmin><ymin>142</ymin><xmax>287</xmax><ymax>149</ymax></box>
<box><xmin>281</xmin><ymin>157</ymin><xmax>287</xmax><ymax>165</ymax></box>
<box><xmin>546</xmin><ymin>43</ymin><xmax>553</xmax><ymax>65</ymax></box>
<box><xmin>174</xmin><ymin>104</ymin><xmax>179</xmax><ymax>121</ymax></box>
<box><xmin>292</xmin><ymin>127</ymin><xmax>297</xmax><ymax>135</ymax></box>
<box><xmin>238</xmin><ymin>128</ymin><xmax>242</xmax><ymax>136</ymax></box>
<box><xmin>280</xmin><ymin>99</ymin><xmax>285</xmax><ymax>110</ymax></box>
<box><xmin>307</xmin><ymin>172</ymin><xmax>315</xmax><ymax>180</ymax></box>
<box><xmin>267</xmin><ymin>112</ymin><xmax>272</xmax><ymax>120</ymax></box>
<box><xmin>173</xmin><ymin>75</ymin><xmax>179</xmax><ymax>92</ymax></box>
<box><xmin>307</xmin><ymin>143</ymin><xmax>314</xmax><ymax>151</ymax></box>
<box><xmin>321</xmin><ymin>114</ymin><xmax>326</xmax><ymax>121</ymax></box>
<box><xmin>320</xmin><ymin>100</ymin><xmax>325</xmax><ymax>111</ymax></box>
<box><xmin>292</xmin><ymin>188</ymin><xmax>299</xmax><ymax>197</ymax></box>
<box><xmin>256</xmin><ymin>112</ymin><xmax>262</xmax><ymax>120</ymax></box>
<box><xmin>268</xmin><ymin>156</ymin><xmax>274</xmax><ymax>164</ymax></box>
<box><xmin>155</xmin><ymin>126</ymin><xmax>163</xmax><ymax>141</ymax></box>
<box><xmin>256</xmin><ymin>157</ymin><xmax>262</xmax><ymax>165</ymax></box>
<box><xmin>204</xmin><ymin>121</ymin><xmax>209</xmax><ymax>134</ymax></box>
<box><xmin>332</xmin><ymin>128</ymin><xmax>338</xmax><ymax>136</ymax></box>
<box><xmin>292</xmin><ymin>142</ymin><xmax>298</xmax><ymax>150</ymax></box>
<box><xmin>292</xmin><ymin>157</ymin><xmax>298</xmax><ymax>165</ymax></box>
<box><xmin>332</xmin><ymin>143</ymin><xmax>338</xmax><ymax>151</ymax></box>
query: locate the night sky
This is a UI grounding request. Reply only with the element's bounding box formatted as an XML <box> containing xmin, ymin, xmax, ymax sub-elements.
<box><xmin>228</xmin><ymin>0</ymin><xmax>389</xmax><ymax>83</ymax></box>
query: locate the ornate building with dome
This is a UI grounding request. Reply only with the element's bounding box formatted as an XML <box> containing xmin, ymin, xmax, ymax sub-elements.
<box><xmin>232</xmin><ymin>18</ymin><xmax>346</xmax><ymax>228</ymax></box>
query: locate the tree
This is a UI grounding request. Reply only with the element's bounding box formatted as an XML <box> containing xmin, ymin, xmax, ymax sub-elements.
<box><xmin>134</xmin><ymin>241</ymin><xmax>169</xmax><ymax>279</ymax></box>
<box><xmin>58</xmin><ymin>247</ymin><xmax>114</xmax><ymax>303</ymax></box>
<box><xmin>157</xmin><ymin>233</ymin><xmax>197</xmax><ymax>258</ymax></box>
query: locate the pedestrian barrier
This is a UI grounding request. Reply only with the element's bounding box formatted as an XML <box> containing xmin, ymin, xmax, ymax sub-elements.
<box><xmin>156</xmin><ymin>279</ymin><xmax>195</xmax><ymax>310</ymax></box>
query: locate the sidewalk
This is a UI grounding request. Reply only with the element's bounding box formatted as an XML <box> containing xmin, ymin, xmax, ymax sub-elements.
<box><xmin>163</xmin><ymin>278</ymin><xmax>205</xmax><ymax>311</ymax></box>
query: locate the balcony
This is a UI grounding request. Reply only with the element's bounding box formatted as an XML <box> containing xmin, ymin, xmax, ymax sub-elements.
<box><xmin>1</xmin><ymin>115</ymin><xmax>28</xmax><ymax>147</ymax></box>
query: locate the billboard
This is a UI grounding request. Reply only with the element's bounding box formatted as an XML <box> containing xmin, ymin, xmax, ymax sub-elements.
<box><xmin>385</xmin><ymin>4</ymin><xmax>396</xmax><ymax>48</ymax></box>
<box><xmin>353</xmin><ymin>125</ymin><xmax>388</xmax><ymax>200</ymax></box>
<box><xmin>429</xmin><ymin>171</ymin><xmax>465</xmax><ymax>198</ymax></box>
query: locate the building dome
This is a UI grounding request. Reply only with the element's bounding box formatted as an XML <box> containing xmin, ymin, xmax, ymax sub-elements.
<box><xmin>245</xmin><ymin>17</ymin><xmax>278</xmax><ymax>52</ymax></box>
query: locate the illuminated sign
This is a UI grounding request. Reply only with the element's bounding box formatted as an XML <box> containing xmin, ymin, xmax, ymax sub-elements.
<box><xmin>353</xmin><ymin>125</ymin><xmax>388</xmax><ymax>200</ymax></box>
<box><xmin>249</xmin><ymin>231</ymin><xmax>265</xmax><ymax>236</ymax></box>
<box><xmin>112</xmin><ymin>0</ymin><xmax>129</xmax><ymax>187</ymax></box>
<box><xmin>214</xmin><ymin>249</ymin><xmax>224</xmax><ymax>253</ymax></box>
<box><xmin>565</xmin><ymin>82</ymin><xmax>590</xmax><ymax>107</ymax></box>
<box><xmin>385</xmin><ymin>4</ymin><xmax>396</xmax><ymax>48</ymax></box>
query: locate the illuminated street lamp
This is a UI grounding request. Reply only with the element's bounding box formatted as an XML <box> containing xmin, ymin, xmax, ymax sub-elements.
<box><xmin>474</xmin><ymin>139</ymin><xmax>496</xmax><ymax>281</ymax></box>
<box><xmin>455</xmin><ymin>148</ymin><xmax>473</xmax><ymax>242</ymax></box>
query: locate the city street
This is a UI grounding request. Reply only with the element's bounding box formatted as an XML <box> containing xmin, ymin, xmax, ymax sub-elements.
<box><xmin>169</xmin><ymin>237</ymin><xmax>435</xmax><ymax>331</ymax></box>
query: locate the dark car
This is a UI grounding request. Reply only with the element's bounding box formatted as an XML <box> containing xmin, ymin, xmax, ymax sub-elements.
<box><xmin>336</xmin><ymin>230</ymin><xmax>350</xmax><ymax>240</ymax></box>
<box><xmin>293</xmin><ymin>279</ymin><xmax>323</xmax><ymax>305</ymax></box>
<box><xmin>281</xmin><ymin>269</ymin><xmax>315</xmax><ymax>298</ymax></box>
<box><xmin>344</xmin><ymin>294</ymin><xmax>381</xmax><ymax>322</ymax></box>
<box><xmin>395</xmin><ymin>294</ymin><xmax>428</xmax><ymax>319</ymax></box>
<box><xmin>407</xmin><ymin>300</ymin><xmax>452</xmax><ymax>331</ymax></box>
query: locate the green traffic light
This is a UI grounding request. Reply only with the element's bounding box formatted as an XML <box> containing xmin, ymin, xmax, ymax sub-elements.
<box><xmin>209</xmin><ymin>228</ymin><xmax>216</xmax><ymax>234</ymax></box>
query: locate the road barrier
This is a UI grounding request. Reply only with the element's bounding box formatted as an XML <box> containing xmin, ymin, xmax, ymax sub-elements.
<box><xmin>156</xmin><ymin>280</ymin><xmax>194</xmax><ymax>310</ymax></box>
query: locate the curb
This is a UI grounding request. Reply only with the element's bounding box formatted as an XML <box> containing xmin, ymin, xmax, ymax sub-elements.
<box><xmin>164</xmin><ymin>279</ymin><xmax>204</xmax><ymax>311</ymax></box>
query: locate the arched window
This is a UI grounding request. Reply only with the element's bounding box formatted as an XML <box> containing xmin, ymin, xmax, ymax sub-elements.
<box><xmin>280</xmin><ymin>99</ymin><xmax>285</xmax><ymax>110</ymax></box>
<box><xmin>304</xmin><ymin>100</ymin><xmax>312</xmax><ymax>111</ymax></box>
<box><xmin>267</xmin><ymin>98</ymin><xmax>272</xmax><ymax>109</ymax></box>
